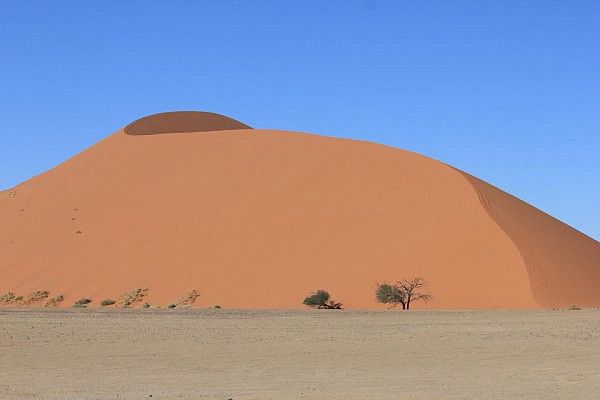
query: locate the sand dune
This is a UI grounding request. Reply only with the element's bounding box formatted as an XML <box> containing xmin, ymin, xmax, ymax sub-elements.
<box><xmin>1</xmin><ymin>112</ymin><xmax>598</xmax><ymax>309</ymax></box>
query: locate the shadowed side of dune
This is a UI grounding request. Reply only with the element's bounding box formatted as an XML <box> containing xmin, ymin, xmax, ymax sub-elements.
<box><xmin>460</xmin><ymin>172</ymin><xmax>600</xmax><ymax>308</ymax></box>
<box><xmin>124</xmin><ymin>111</ymin><xmax>252</xmax><ymax>135</ymax></box>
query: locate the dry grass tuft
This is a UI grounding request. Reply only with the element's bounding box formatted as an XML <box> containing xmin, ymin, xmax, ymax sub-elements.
<box><xmin>0</xmin><ymin>292</ymin><xmax>17</xmax><ymax>305</ymax></box>
<box><xmin>44</xmin><ymin>294</ymin><xmax>65</xmax><ymax>307</ymax></box>
<box><xmin>16</xmin><ymin>291</ymin><xmax>50</xmax><ymax>306</ymax></box>
<box><xmin>177</xmin><ymin>289</ymin><xmax>199</xmax><ymax>306</ymax></box>
<box><xmin>45</xmin><ymin>295</ymin><xmax>65</xmax><ymax>307</ymax></box>
<box><xmin>118</xmin><ymin>288</ymin><xmax>148</xmax><ymax>307</ymax></box>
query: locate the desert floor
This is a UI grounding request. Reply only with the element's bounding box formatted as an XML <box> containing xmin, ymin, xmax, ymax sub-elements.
<box><xmin>1</xmin><ymin>309</ymin><xmax>599</xmax><ymax>399</ymax></box>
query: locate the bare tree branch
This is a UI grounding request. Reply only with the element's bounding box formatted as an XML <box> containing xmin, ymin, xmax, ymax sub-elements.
<box><xmin>376</xmin><ymin>277</ymin><xmax>432</xmax><ymax>310</ymax></box>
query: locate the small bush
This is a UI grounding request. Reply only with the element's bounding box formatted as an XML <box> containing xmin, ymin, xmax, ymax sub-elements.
<box><xmin>0</xmin><ymin>292</ymin><xmax>17</xmax><ymax>305</ymax></box>
<box><xmin>100</xmin><ymin>299</ymin><xmax>116</xmax><ymax>307</ymax></box>
<box><xmin>33</xmin><ymin>290</ymin><xmax>50</xmax><ymax>298</ymax></box>
<box><xmin>118</xmin><ymin>288</ymin><xmax>148</xmax><ymax>307</ymax></box>
<box><xmin>142</xmin><ymin>303</ymin><xmax>151</xmax><ymax>309</ymax></box>
<box><xmin>167</xmin><ymin>304</ymin><xmax>177</xmax><ymax>309</ymax></box>
<box><xmin>16</xmin><ymin>290</ymin><xmax>50</xmax><ymax>306</ymax></box>
<box><xmin>303</xmin><ymin>290</ymin><xmax>342</xmax><ymax>309</ymax></box>
<box><xmin>45</xmin><ymin>295</ymin><xmax>65</xmax><ymax>307</ymax></box>
<box><xmin>568</xmin><ymin>304</ymin><xmax>582</xmax><ymax>310</ymax></box>
<box><xmin>73</xmin><ymin>298</ymin><xmax>92</xmax><ymax>308</ymax></box>
<box><xmin>177</xmin><ymin>289</ymin><xmax>199</xmax><ymax>306</ymax></box>
<box><xmin>213</xmin><ymin>305</ymin><xmax>222</xmax><ymax>309</ymax></box>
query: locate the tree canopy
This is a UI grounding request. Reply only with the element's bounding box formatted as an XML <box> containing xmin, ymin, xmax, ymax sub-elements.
<box><xmin>303</xmin><ymin>290</ymin><xmax>343</xmax><ymax>309</ymax></box>
<box><xmin>376</xmin><ymin>278</ymin><xmax>431</xmax><ymax>310</ymax></box>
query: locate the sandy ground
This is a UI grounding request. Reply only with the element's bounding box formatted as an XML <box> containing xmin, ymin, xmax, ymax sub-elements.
<box><xmin>1</xmin><ymin>309</ymin><xmax>599</xmax><ymax>399</ymax></box>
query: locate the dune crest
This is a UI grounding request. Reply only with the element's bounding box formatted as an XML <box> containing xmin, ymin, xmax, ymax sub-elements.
<box><xmin>1</xmin><ymin>112</ymin><xmax>598</xmax><ymax>309</ymax></box>
<box><xmin>124</xmin><ymin>111</ymin><xmax>251</xmax><ymax>135</ymax></box>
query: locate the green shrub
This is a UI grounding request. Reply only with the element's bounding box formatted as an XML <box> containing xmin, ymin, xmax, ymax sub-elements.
<box><xmin>568</xmin><ymin>304</ymin><xmax>582</xmax><ymax>310</ymax></box>
<box><xmin>376</xmin><ymin>283</ymin><xmax>404</xmax><ymax>304</ymax></box>
<box><xmin>303</xmin><ymin>290</ymin><xmax>342</xmax><ymax>309</ymax></box>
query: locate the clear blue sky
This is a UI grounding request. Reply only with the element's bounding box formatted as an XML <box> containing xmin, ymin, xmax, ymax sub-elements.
<box><xmin>1</xmin><ymin>1</ymin><xmax>598</xmax><ymax>239</ymax></box>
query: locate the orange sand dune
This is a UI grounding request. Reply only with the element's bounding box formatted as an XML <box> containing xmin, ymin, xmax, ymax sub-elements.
<box><xmin>1</xmin><ymin>112</ymin><xmax>598</xmax><ymax>309</ymax></box>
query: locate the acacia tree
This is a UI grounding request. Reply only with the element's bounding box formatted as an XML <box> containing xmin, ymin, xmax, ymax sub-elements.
<box><xmin>303</xmin><ymin>290</ymin><xmax>343</xmax><ymax>309</ymax></box>
<box><xmin>399</xmin><ymin>277</ymin><xmax>432</xmax><ymax>310</ymax></box>
<box><xmin>376</xmin><ymin>277</ymin><xmax>431</xmax><ymax>310</ymax></box>
<box><xmin>376</xmin><ymin>283</ymin><xmax>406</xmax><ymax>309</ymax></box>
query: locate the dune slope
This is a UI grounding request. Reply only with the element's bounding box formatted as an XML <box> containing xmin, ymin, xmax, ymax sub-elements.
<box><xmin>461</xmin><ymin>173</ymin><xmax>600</xmax><ymax>307</ymax></box>
<box><xmin>1</xmin><ymin>113</ymin><xmax>598</xmax><ymax>309</ymax></box>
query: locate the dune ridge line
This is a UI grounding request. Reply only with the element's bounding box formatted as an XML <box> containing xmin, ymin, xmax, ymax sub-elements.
<box><xmin>124</xmin><ymin>111</ymin><xmax>252</xmax><ymax>135</ymax></box>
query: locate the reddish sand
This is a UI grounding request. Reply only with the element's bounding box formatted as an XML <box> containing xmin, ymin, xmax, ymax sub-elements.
<box><xmin>461</xmin><ymin>173</ymin><xmax>600</xmax><ymax>307</ymax></box>
<box><xmin>1</xmin><ymin>112</ymin><xmax>598</xmax><ymax>309</ymax></box>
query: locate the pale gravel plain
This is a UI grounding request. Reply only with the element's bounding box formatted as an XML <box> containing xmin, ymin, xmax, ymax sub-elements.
<box><xmin>1</xmin><ymin>308</ymin><xmax>599</xmax><ymax>400</ymax></box>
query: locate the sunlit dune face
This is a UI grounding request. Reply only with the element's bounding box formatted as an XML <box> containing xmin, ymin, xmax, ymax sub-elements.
<box><xmin>1</xmin><ymin>112</ymin><xmax>598</xmax><ymax>310</ymax></box>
